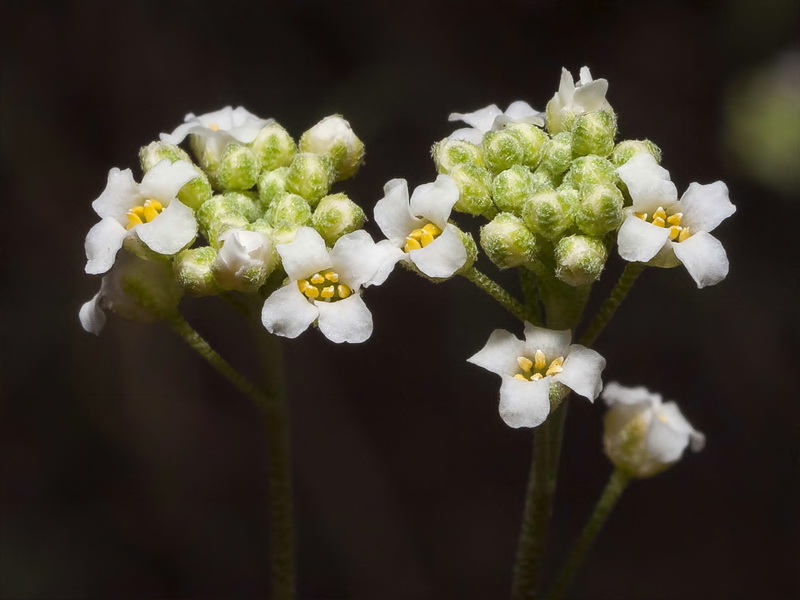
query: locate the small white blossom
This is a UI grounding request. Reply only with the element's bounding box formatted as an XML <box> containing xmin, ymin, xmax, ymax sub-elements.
<box><xmin>261</xmin><ymin>227</ymin><xmax>392</xmax><ymax>343</ymax></box>
<box><xmin>213</xmin><ymin>228</ymin><xmax>276</xmax><ymax>291</ymax></box>
<box><xmin>616</xmin><ymin>152</ymin><xmax>736</xmax><ymax>288</ymax></box>
<box><xmin>84</xmin><ymin>160</ymin><xmax>200</xmax><ymax>275</ymax></box>
<box><xmin>546</xmin><ymin>66</ymin><xmax>612</xmax><ymax>133</ymax></box>
<box><xmin>373</xmin><ymin>175</ymin><xmax>466</xmax><ymax>280</ymax></box>
<box><xmin>448</xmin><ymin>102</ymin><xmax>545</xmax><ymax>144</ymax></box>
<box><xmin>601</xmin><ymin>382</ymin><xmax>705</xmax><ymax>478</ymax></box>
<box><xmin>299</xmin><ymin>115</ymin><xmax>364</xmax><ymax>179</ymax></box>
<box><xmin>468</xmin><ymin>323</ymin><xmax>606</xmax><ymax>428</ymax></box>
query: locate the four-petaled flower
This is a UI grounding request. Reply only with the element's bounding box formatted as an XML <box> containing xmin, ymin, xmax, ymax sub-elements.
<box><xmin>261</xmin><ymin>227</ymin><xmax>393</xmax><ymax>343</ymax></box>
<box><xmin>546</xmin><ymin>66</ymin><xmax>612</xmax><ymax>133</ymax></box>
<box><xmin>616</xmin><ymin>152</ymin><xmax>736</xmax><ymax>288</ymax></box>
<box><xmin>468</xmin><ymin>323</ymin><xmax>606</xmax><ymax>428</ymax></box>
<box><xmin>373</xmin><ymin>175</ymin><xmax>467</xmax><ymax>280</ymax></box>
<box><xmin>84</xmin><ymin>160</ymin><xmax>200</xmax><ymax>275</ymax></box>
<box><xmin>448</xmin><ymin>102</ymin><xmax>545</xmax><ymax>144</ymax></box>
<box><xmin>601</xmin><ymin>382</ymin><xmax>705</xmax><ymax>478</ymax></box>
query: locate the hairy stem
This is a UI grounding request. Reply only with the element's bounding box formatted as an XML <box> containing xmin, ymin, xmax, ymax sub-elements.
<box><xmin>579</xmin><ymin>262</ymin><xmax>644</xmax><ymax>347</ymax></box>
<box><xmin>461</xmin><ymin>266</ymin><xmax>528</xmax><ymax>322</ymax></box>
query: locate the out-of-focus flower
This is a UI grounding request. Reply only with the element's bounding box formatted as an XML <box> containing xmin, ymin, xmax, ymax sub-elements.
<box><xmin>546</xmin><ymin>66</ymin><xmax>612</xmax><ymax>134</ymax></box>
<box><xmin>449</xmin><ymin>102</ymin><xmax>545</xmax><ymax>144</ymax></box>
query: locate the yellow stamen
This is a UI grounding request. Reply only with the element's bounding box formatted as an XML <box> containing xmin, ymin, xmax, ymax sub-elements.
<box><xmin>653</xmin><ymin>207</ymin><xmax>667</xmax><ymax>221</ymax></box>
<box><xmin>420</xmin><ymin>231</ymin><xmax>435</xmax><ymax>246</ymax></box>
<box><xmin>668</xmin><ymin>226</ymin><xmax>681</xmax><ymax>241</ymax></box>
<box><xmin>297</xmin><ymin>279</ymin><xmax>311</xmax><ymax>293</ymax></box>
<box><xmin>303</xmin><ymin>286</ymin><xmax>320</xmax><ymax>299</ymax></box>
<box><xmin>130</xmin><ymin>206</ymin><xmax>146</xmax><ymax>218</ymax></box>
<box><xmin>320</xmin><ymin>286</ymin><xmax>335</xmax><ymax>299</ymax></box>
<box><xmin>422</xmin><ymin>223</ymin><xmax>442</xmax><ymax>236</ymax></box>
<box><xmin>678</xmin><ymin>227</ymin><xmax>691</xmax><ymax>242</ymax></box>
<box><xmin>666</xmin><ymin>213</ymin><xmax>683</xmax><ymax>226</ymax></box>
<box><xmin>652</xmin><ymin>216</ymin><xmax>666</xmax><ymax>228</ymax></box>
<box><xmin>209</xmin><ymin>123</ymin><xmax>220</xmax><ymax>131</ymax></box>
<box><xmin>126</xmin><ymin>212</ymin><xmax>144</xmax><ymax>229</ymax></box>
<box><xmin>545</xmin><ymin>356</ymin><xmax>564</xmax><ymax>377</ymax></box>
<box><xmin>634</xmin><ymin>212</ymin><xmax>648</xmax><ymax>220</ymax></box>
<box><xmin>534</xmin><ymin>350</ymin><xmax>546</xmax><ymax>371</ymax></box>
<box><xmin>408</xmin><ymin>229</ymin><xmax>423</xmax><ymax>241</ymax></box>
<box><xmin>324</xmin><ymin>271</ymin><xmax>339</xmax><ymax>283</ymax></box>
<box><xmin>310</xmin><ymin>273</ymin><xmax>325</xmax><ymax>285</ymax></box>
<box><xmin>337</xmin><ymin>284</ymin><xmax>352</xmax><ymax>298</ymax></box>
<box><xmin>531</xmin><ymin>373</ymin><xmax>543</xmax><ymax>381</ymax></box>
<box><xmin>404</xmin><ymin>237</ymin><xmax>422</xmax><ymax>252</ymax></box>
<box><xmin>514</xmin><ymin>374</ymin><xmax>528</xmax><ymax>381</ymax></box>
<box><xmin>657</xmin><ymin>413</ymin><xmax>670</xmax><ymax>424</ymax></box>
<box><xmin>518</xmin><ymin>356</ymin><xmax>533</xmax><ymax>373</ymax></box>
<box><xmin>143</xmin><ymin>203</ymin><xmax>160</xmax><ymax>222</ymax></box>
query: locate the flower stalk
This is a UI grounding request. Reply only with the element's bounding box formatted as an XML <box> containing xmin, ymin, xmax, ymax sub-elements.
<box><xmin>461</xmin><ymin>266</ymin><xmax>527</xmax><ymax>322</ymax></box>
<box><xmin>579</xmin><ymin>262</ymin><xmax>645</xmax><ymax>347</ymax></box>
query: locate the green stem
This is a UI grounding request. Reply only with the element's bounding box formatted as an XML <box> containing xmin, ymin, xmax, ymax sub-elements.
<box><xmin>579</xmin><ymin>262</ymin><xmax>644</xmax><ymax>347</ymax></box>
<box><xmin>518</xmin><ymin>267</ymin><xmax>543</xmax><ymax>326</ymax></box>
<box><xmin>167</xmin><ymin>313</ymin><xmax>295</xmax><ymax>600</ymax></box>
<box><xmin>461</xmin><ymin>266</ymin><xmax>528</xmax><ymax>322</ymax></box>
<box><xmin>545</xmin><ymin>469</ymin><xmax>631</xmax><ymax>600</ymax></box>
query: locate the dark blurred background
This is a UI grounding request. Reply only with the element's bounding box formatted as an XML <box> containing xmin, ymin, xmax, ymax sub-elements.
<box><xmin>2</xmin><ymin>1</ymin><xmax>799</xmax><ymax>598</ymax></box>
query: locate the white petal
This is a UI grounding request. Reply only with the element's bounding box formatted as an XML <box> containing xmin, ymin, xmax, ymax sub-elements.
<box><xmin>671</xmin><ymin>231</ymin><xmax>729</xmax><ymax>288</ymax></box>
<box><xmin>522</xmin><ymin>323</ymin><xmax>572</xmax><ymax>361</ymax></box>
<box><xmin>678</xmin><ymin>181</ymin><xmax>736</xmax><ymax>233</ymax></box>
<box><xmin>498</xmin><ymin>376</ymin><xmax>551</xmax><ymax>428</ymax></box>
<box><xmin>316</xmin><ymin>294</ymin><xmax>373</xmax><ymax>344</ymax></box>
<box><xmin>601</xmin><ymin>382</ymin><xmax>662</xmax><ymax>408</ymax></box>
<box><xmin>227</xmin><ymin>106</ymin><xmax>271</xmax><ymax>143</ymax></box>
<box><xmin>276</xmin><ymin>227</ymin><xmax>331</xmax><ymax>280</ymax></box>
<box><xmin>645</xmin><ymin>407</ymin><xmax>692</xmax><ymax>465</ymax></box>
<box><xmin>139</xmin><ymin>160</ymin><xmax>200</xmax><ymax>203</ymax></box>
<box><xmin>159</xmin><ymin>120</ymin><xmax>197</xmax><ymax>145</ymax></box>
<box><xmin>617</xmin><ymin>153</ymin><xmax>677</xmax><ymax>213</ymax></box>
<box><xmin>617</xmin><ymin>215</ymin><xmax>671</xmax><ymax>263</ymax></box>
<box><xmin>79</xmin><ymin>292</ymin><xmax>106</xmax><ymax>335</ymax></box>
<box><xmin>261</xmin><ymin>283</ymin><xmax>319</xmax><ymax>339</ymax></box>
<box><xmin>409</xmin><ymin>175</ymin><xmax>459</xmax><ymax>229</ymax></box>
<box><xmin>85</xmin><ymin>218</ymin><xmax>127</xmax><ymax>274</ymax></box>
<box><xmin>373</xmin><ymin>179</ymin><xmax>423</xmax><ymax>246</ymax></box>
<box><xmin>493</xmin><ymin>101</ymin><xmax>545</xmax><ymax>129</ymax></box>
<box><xmin>578</xmin><ymin>66</ymin><xmax>593</xmax><ymax>85</ymax></box>
<box><xmin>448</xmin><ymin>104</ymin><xmax>503</xmax><ymax>133</ymax></box>
<box><xmin>573</xmin><ymin>79</ymin><xmax>609</xmax><ymax>112</ymax></box>
<box><xmin>467</xmin><ymin>329</ymin><xmax>527</xmax><ymax>376</ymax></box>
<box><xmin>409</xmin><ymin>224</ymin><xmax>466</xmax><ymax>278</ymax></box>
<box><xmin>447</xmin><ymin>127</ymin><xmax>486</xmax><ymax>145</ymax></box>
<box><xmin>92</xmin><ymin>168</ymin><xmax>140</xmax><ymax>222</ymax></box>
<box><xmin>557</xmin><ymin>68</ymin><xmax>576</xmax><ymax>105</ymax></box>
<box><xmin>363</xmin><ymin>240</ymin><xmax>406</xmax><ymax>287</ymax></box>
<box><xmin>329</xmin><ymin>230</ymin><xmax>384</xmax><ymax>288</ymax></box>
<box><xmin>553</xmin><ymin>344</ymin><xmax>606</xmax><ymax>401</ymax></box>
<box><xmin>136</xmin><ymin>199</ymin><xmax>197</xmax><ymax>256</ymax></box>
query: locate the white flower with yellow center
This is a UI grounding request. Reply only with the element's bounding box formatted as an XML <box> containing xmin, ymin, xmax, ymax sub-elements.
<box><xmin>601</xmin><ymin>382</ymin><xmax>705</xmax><ymax>478</ymax></box>
<box><xmin>448</xmin><ymin>101</ymin><xmax>545</xmax><ymax>144</ymax></box>
<box><xmin>261</xmin><ymin>227</ymin><xmax>393</xmax><ymax>343</ymax></box>
<box><xmin>616</xmin><ymin>152</ymin><xmax>736</xmax><ymax>288</ymax></box>
<box><xmin>373</xmin><ymin>175</ymin><xmax>466</xmax><ymax>280</ymax></box>
<box><xmin>468</xmin><ymin>323</ymin><xmax>606</xmax><ymax>428</ymax></box>
<box><xmin>546</xmin><ymin>66</ymin><xmax>612</xmax><ymax>134</ymax></box>
<box><xmin>84</xmin><ymin>160</ymin><xmax>200</xmax><ymax>275</ymax></box>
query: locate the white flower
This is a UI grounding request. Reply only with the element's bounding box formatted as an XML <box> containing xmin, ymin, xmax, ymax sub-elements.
<box><xmin>448</xmin><ymin>101</ymin><xmax>545</xmax><ymax>144</ymax></box>
<box><xmin>160</xmin><ymin>106</ymin><xmax>272</xmax><ymax>166</ymax></box>
<box><xmin>616</xmin><ymin>153</ymin><xmax>736</xmax><ymax>288</ymax></box>
<box><xmin>80</xmin><ymin>252</ymin><xmax>182</xmax><ymax>335</ymax></box>
<box><xmin>261</xmin><ymin>227</ymin><xmax>392</xmax><ymax>343</ymax></box>
<box><xmin>546</xmin><ymin>66</ymin><xmax>612</xmax><ymax>133</ymax></box>
<box><xmin>373</xmin><ymin>175</ymin><xmax>466</xmax><ymax>280</ymax></box>
<box><xmin>468</xmin><ymin>323</ymin><xmax>606</xmax><ymax>428</ymax></box>
<box><xmin>84</xmin><ymin>160</ymin><xmax>200</xmax><ymax>275</ymax></box>
<box><xmin>601</xmin><ymin>382</ymin><xmax>705</xmax><ymax>478</ymax></box>
<box><xmin>213</xmin><ymin>228</ymin><xmax>276</xmax><ymax>291</ymax></box>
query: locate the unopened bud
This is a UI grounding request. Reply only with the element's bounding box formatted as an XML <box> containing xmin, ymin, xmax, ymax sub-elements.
<box><xmin>522</xmin><ymin>189</ymin><xmax>575</xmax><ymax>241</ymax></box>
<box><xmin>575</xmin><ymin>184</ymin><xmax>624</xmax><ymax>236</ymax></box>
<box><xmin>432</xmin><ymin>138</ymin><xmax>484</xmax><ymax>173</ymax></box>
<box><xmin>480</xmin><ymin>213</ymin><xmax>537</xmax><ymax>269</ymax></box>
<box><xmin>492</xmin><ymin>165</ymin><xmax>534</xmax><ymax>215</ymax></box>
<box><xmin>610</xmin><ymin>139</ymin><xmax>662</xmax><ymax>167</ymax></box>
<box><xmin>504</xmin><ymin>123</ymin><xmax>548</xmax><ymax>168</ymax></box>
<box><xmin>139</xmin><ymin>141</ymin><xmax>192</xmax><ymax>171</ymax></box>
<box><xmin>265</xmin><ymin>192</ymin><xmax>313</xmax><ymax>231</ymax></box>
<box><xmin>174</xmin><ymin>246</ymin><xmax>219</xmax><ymax>296</ymax></box>
<box><xmin>483</xmin><ymin>130</ymin><xmax>525</xmax><ymax>173</ymax></box>
<box><xmin>257</xmin><ymin>167</ymin><xmax>290</xmax><ymax>210</ymax></box>
<box><xmin>449</xmin><ymin>163</ymin><xmax>494</xmax><ymax>216</ymax></box>
<box><xmin>213</xmin><ymin>228</ymin><xmax>276</xmax><ymax>292</ymax></box>
<box><xmin>571</xmin><ymin>110</ymin><xmax>617</xmax><ymax>157</ymax></box>
<box><xmin>299</xmin><ymin>115</ymin><xmax>364</xmax><ymax>180</ymax></box>
<box><xmin>217</xmin><ymin>144</ymin><xmax>261</xmax><ymax>191</ymax></box>
<box><xmin>539</xmin><ymin>132</ymin><xmax>573</xmax><ymax>175</ymax></box>
<box><xmin>311</xmin><ymin>193</ymin><xmax>366</xmax><ymax>245</ymax></box>
<box><xmin>554</xmin><ymin>234</ymin><xmax>607</xmax><ymax>286</ymax></box>
<box><xmin>285</xmin><ymin>152</ymin><xmax>336</xmax><ymax>206</ymax></box>
<box><xmin>564</xmin><ymin>155</ymin><xmax>618</xmax><ymax>190</ymax></box>
<box><xmin>249</xmin><ymin>122</ymin><xmax>297</xmax><ymax>171</ymax></box>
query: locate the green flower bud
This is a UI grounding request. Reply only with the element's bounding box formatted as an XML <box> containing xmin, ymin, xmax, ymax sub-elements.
<box><xmin>173</xmin><ymin>246</ymin><xmax>219</xmax><ymax>296</ymax></box>
<box><xmin>492</xmin><ymin>165</ymin><xmax>534</xmax><ymax>215</ymax></box>
<box><xmin>449</xmin><ymin>163</ymin><xmax>494</xmax><ymax>216</ymax></box>
<box><xmin>311</xmin><ymin>193</ymin><xmax>366</xmax><ymax>245</ymax></box>
<box><xmin>564</xmin><ymin>155</ymin><xmax>618</xmax><ymax>190</ymax></box>
<box><xmin>431</xmin><ymin>138</ymin><xmax>484</xmax><ymax>173</ymax></box>
<box><xmin>454</xmin><ymin>225</ymin><xmax>478</xmax><ymax>274</ymax></box>
<box><xmin>522</xmin><ymin>189</ymin><xmax>574</xmax><ymax>241</ymax></box>
<box><xmin>483</xmin><ymin>130</ymin><xmax>526</xmax><ymax>173</ymax></box>
<box><xmin>575</xmin><ymin>184</ymin><xmax>624</xmax><ymax>236</ymax></box>
<box><xmin>249</xmin><ymin>122</ymin><xmax>297</xmax><ymax>171</ymax></box>
<box><xmin>530</xmin><ymin>168</ymin><xmax>557</xmax><ymax>192</ymax></box>
<box><xmin>610</xmin><ymin>139</ymin><xmax>662</xmax><ymax>167</ymax></box>
<box><xmin>105</xmin><ymin>252</ymin><xmax>183</xmax><ymax>323</ymax></box>
<box><xmin>480</xmin><ymin>213</ymin><xmax>538</xmax><ymax>269</ymax></box>
<box><xmin>572</xmin><ymin>110</ymin><xmax>617</xmax><ymax>158</ymax></box>
<box><xmin>217</xmin><ymin>144</ymin><xmax>261</xmax><ymax>191</ymax></box>
<box><xmin>139</xmin><ymin>141</ymin><xmax>192</xmax><ymax>171</ymax></box>
<box><xmin>299</xmin><ymin>115</ymin><xmax>364</xmax><ymax>180</ymax></box>
<box><xmin>197</xmin><ymin>193</ymin><xmax>258</xmax><ymax>230</ymax></box>
<box><xmin>257</xmin><ymin>167</ymin><xmax>289</xmax><ymax>210</ymax></box>
<box><xmin>539</xmin><ymin>132</ymin><xmax>573</xmax><ymax>175</ymax></box>
<box><xmin>504</xmin><ymin>122</ymin><xmax>548</xmax><ymax>168</ymax></box>
<box><xmin>554</xmin><ymin>234</ymin><xmax>608</xmax><ymax>286</ymax></box>
<box><xmin>265</xmin><ymin>192</ymin><xmax>313</xmax><ymax>231</ymax></box>
<box><xmin>204</xmin><ymin>214</ymin><xmax>250</xmax><ymax>248</ymax></box>
<box><xmin>285</xmin><ymin>152</ymin><xmax>335</xmax><ymax>206</ymax></box>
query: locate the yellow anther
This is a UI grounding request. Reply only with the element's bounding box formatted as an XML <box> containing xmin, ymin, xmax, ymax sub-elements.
<box><xmin>408</xmin><ymin>229</ymin><xmax>423</xmax><ymax>241</ymax></box>
<box><xmin>126</xmin><ymin>212</ymin><xmax>144</xmax><ymax>229</ymax></box>
<box><xmin>545</xmin><ymin>356</ymin><xmax>564</xmax><ymax>377</ymax></box>
<box><xmin>297</xmin><ymin>279</ymin><xmax>311</xmax><ymax>293</ymax></box>
<box><xmin>303</xmin><ymin>286</ymin><xmax>320</xmax><ymax>299</ymax></box>
<box><xmin>677</xmin><ymin>227</ymin><xmax>691</xmax><ymax>242</ymax></box>
<box><xmin>143</xmin><ymin>204</ymin><xmax>160</xmax><ymax>222</ymax></box>
<box><xmin>324</xmin><ymin>271</ymin><xmax>339</xmax><ymax>283</ymax></box>
<box><xmin>634</xmin><ymin>212</ymin><xmax>648</xmax><ymax>220</ymax></box>
<box><xmin>518</xmin><ymin>356</ymin><xmax>533</xmax><ymax>373</ymax></box>
<box><xmin>653</xmin><ymin>207</ymin><xmax>667</xmax><ymax>221</ymax></box>
<box><xmin>514</xmin><ymin>374</ymin><xmax>528</xmax><ymax>381</ymax></box>
<box><xmin>310</xmin><ymin>273</ymin><xmax>325</xmax><ymax>285</ymax></box>
<box><xmin>130</xmin><ymin>206</ymin><xmax>146</xmax><ymax>217</ymax></box>
<box><xmin>420</xmin><ymin>231</ymin><xmax>435</xmax><ymax>246</ymax></box>
<box><xmin>422</xmin><ymin>223</ymin><xmax>442</xmax><ymax>236</ymax></box>
<box><xmin>320</xmin><ymin>286</ymin><xmax>335</xmax><ymax>299</ymax></box>
<box><xmin>145</xmin><ymin>199</ymin><xmax>163</xmax><ymax>212</ymax></box>
<box><xmin>666</xmin><ymin>213</ymin><xmax>683</xmax><ymax>226</ymax></box>
<box><xmin>668</xmin><ymin>226</ymin><xmax>681</xmax><ymax>241</ymax></box>
<box><xmin>651</xmin><ymin>216</ymin><xmax>666</xmax><ymax>228</ymax></box>
<box><xmin>531</xmin><ymin>373</ymin><xmax>544</xmax><ymax>381</ymax></box>
<box><xmin>337</xmin><ymin>284</ymin><xmax>352</xmax><ymax>298</ymax></box>
<box><xmin>404</xmin><ymin>237</ymin><xmax>422</xmax><ymax>252</ymax></box>
<box><xmin>209</xmin><ymin>123</ymin><xmax>220</xmax><ymax>131</ymax></box>
<box><xmin>657</xmin><ymin>413</ymin><xmax>670</xmax><ymax>424</ymax></box>
<box><xmin>534</xmin><ymin>350</ymin><xmax>547</xmax><ymax>371</ymax></box>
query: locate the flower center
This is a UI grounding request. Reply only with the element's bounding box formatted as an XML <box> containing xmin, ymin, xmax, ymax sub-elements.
<box><xmin>513</xmin><ymin>349</ymin><xmax>564</xmax><ymax>381</ymax></box>
<box><xmin>297</xmin><ymin>269</ymin><xmax>352</xmax><ymax>302</ymax></box>
<box><xmin>126</xmin><ymin>199</ymin><xmax>164</xmax><ymax>229</ymax></box>
<box><xmin>634</xmin><ymin>206</ymin><xmax>691</xmax><ymax>242</ymax></box>
<box><xmin>404</xmin><ymin>222</ymin><xmax>442</xmax><ymax>252</ymax></box>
